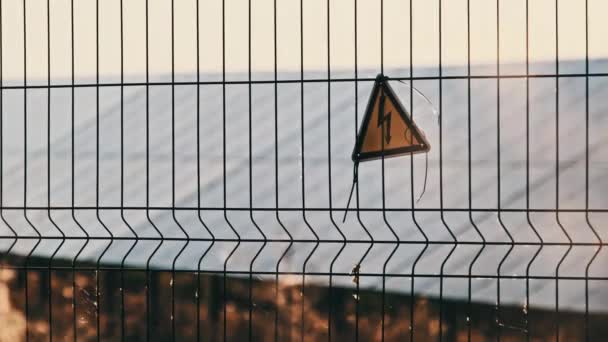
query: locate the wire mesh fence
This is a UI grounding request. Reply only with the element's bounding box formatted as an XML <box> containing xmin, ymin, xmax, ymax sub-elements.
<box><xmin>0</xmin><ymin>0</ymin><xmax>607</xmax><ymax>341</ymax></box>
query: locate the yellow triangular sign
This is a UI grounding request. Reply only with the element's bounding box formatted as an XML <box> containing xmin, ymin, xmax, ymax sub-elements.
<box><xmin>352</xmin><ymin>74</ymin><xmax>430</xmax><ymax>162</ymax></box>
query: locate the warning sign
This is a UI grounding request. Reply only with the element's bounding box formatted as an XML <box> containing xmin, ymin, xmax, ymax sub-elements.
<box><xmin>352</xmin><ymin>74</ymin><xmax>430</xmax><ymax>162</ymax></box>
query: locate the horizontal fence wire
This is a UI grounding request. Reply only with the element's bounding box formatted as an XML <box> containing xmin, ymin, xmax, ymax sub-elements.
<box><xmin>0</xmin><ymin>0</ymin><xmax>606</xmax><ymax>341</ymax></box>
<box><xmin>0</xmin><ymin>72</ymin><xmax>608</xmax><ymax>89</ymax></box>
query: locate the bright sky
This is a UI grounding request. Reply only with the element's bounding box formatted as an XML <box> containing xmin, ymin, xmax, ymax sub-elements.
<box><xmin>2</xmin><ymin>0</ymin><xmax>607</xmax><ymax>82</ymax></box>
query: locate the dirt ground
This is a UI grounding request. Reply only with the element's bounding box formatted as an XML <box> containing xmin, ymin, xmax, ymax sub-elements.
<box><xmin>0</xmin><ymin>256</ymin><xmax>607</xmax><ymax>341</ymax></box>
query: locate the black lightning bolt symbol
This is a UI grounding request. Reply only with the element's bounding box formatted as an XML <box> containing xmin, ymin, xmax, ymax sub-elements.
<box><xmin>377</xmin><ymin>92</ymin><xmax>391</xmax><ymax>144</ymax></box>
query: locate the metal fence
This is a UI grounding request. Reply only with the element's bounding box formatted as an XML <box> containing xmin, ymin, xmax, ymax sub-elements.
<box><xmin>0</xmin><ymin>0</ymin><xmax>606</xmax><ymax>341</ymax></box>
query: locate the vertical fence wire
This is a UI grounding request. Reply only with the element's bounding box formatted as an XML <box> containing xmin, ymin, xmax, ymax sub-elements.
<box><xmin>583</xmin><ymin>2</ymin><xmax>603</xmax><ymax>342</ymax></box>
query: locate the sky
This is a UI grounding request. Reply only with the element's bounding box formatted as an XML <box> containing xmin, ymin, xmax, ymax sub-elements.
<box><xmin>1</xmin><ymin>0</ymin><xmax>608</xmax><ymax>83</ymax></box>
